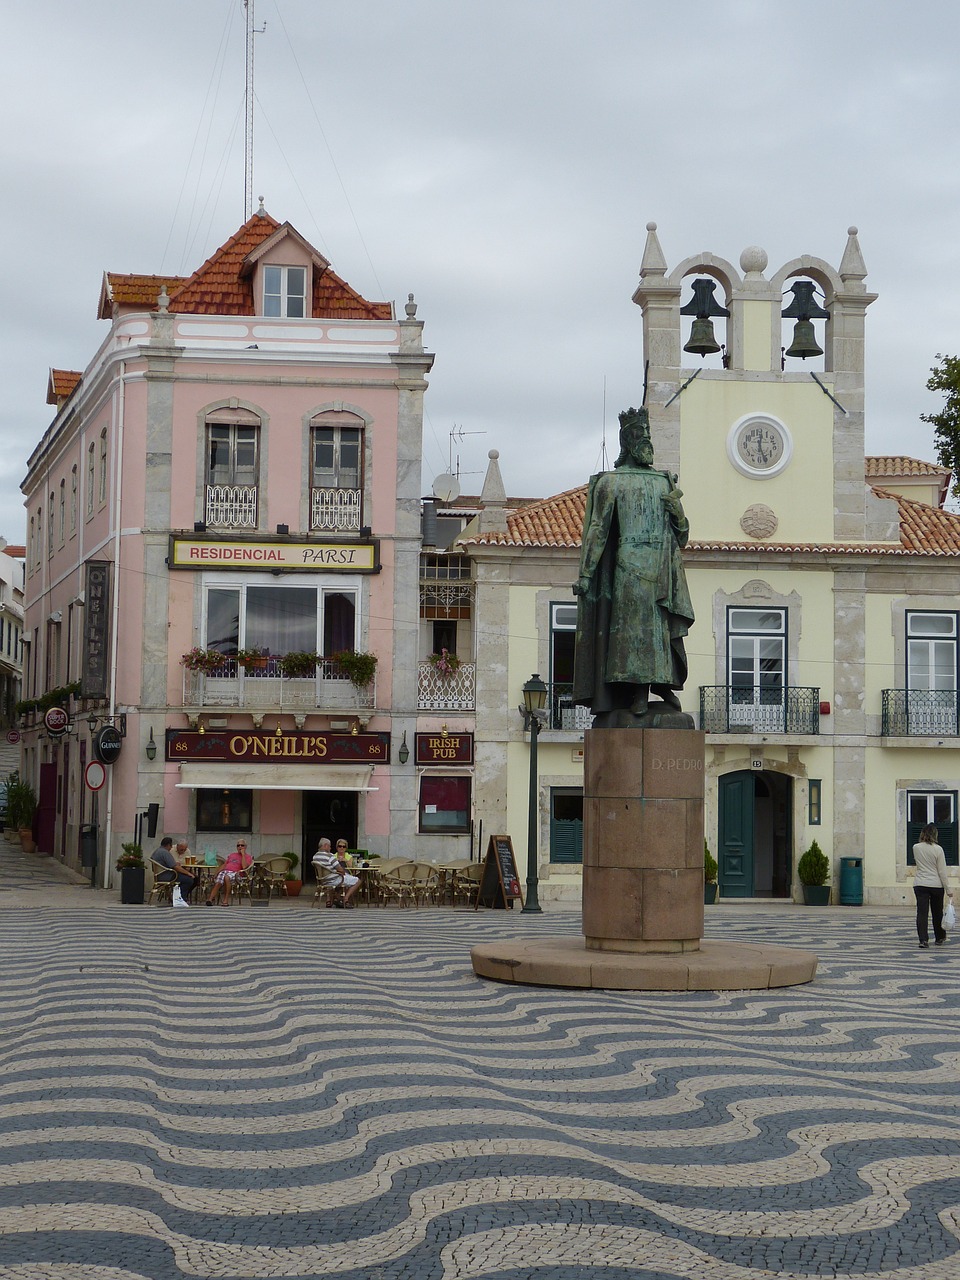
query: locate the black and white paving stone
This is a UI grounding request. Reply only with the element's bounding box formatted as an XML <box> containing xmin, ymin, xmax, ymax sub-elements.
<box><xmin>1</xmin><ymin>843</ymin><xmax>959</xmax><ymax>1279</ymax></box>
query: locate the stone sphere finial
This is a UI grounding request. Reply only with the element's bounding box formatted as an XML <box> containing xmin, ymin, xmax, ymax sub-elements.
<box><xmin>646</xmin><ymin>221</ymin><xmax>657</xmax><ymax>232</ymax></box>
<box><xmin>739</xmin><ymin>245</ymin><xmax>768</xmax><ymax>275</ymax></box>
<box><xmin>489</xmin><ymin>449</ymin><xmax>499</xmax><ymax>460</ymax></box>
<box><xmin>848</xmin><ymin>225</ymin><xmax>858</xmax><ymax>236</ymax></box>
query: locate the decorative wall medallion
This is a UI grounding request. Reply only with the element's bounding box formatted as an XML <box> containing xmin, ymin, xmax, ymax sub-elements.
<box><xmin>727</xmin><ymin>413</ymin><xmax>793</xmax><ymax>478</ymax></box>
<box><xmin>741</xmin><ymin>579</ymin><xmax>774</xmax><ymax>598</ymax></box>
<box><xmin>740</xmin><ymin>505</ymin><xmax>779</xmax><ymax>539</ymax></box>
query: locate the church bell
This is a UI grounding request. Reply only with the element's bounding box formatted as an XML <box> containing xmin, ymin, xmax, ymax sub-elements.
<box><xmin>782</xmin><ymin>280</ymin><xmax>829</xmax><ymax>360</ymax></box>
<box><xmin>680</xmin><ymin>278</ymin><xmax>729</xmax><ymax>358</ymax></box>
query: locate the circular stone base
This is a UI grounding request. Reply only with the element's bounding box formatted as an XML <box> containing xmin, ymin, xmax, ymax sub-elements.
<box><xmin>471</xmin><ymin>936</ymin><xmax>817</xmax><ymax>991</ymax></box>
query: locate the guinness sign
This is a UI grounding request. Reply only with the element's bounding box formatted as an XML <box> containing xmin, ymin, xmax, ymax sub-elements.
<box><xmin>94</xmin><ymin>725</ymin><xmax>123</xmax><ymax>765</ymax></box>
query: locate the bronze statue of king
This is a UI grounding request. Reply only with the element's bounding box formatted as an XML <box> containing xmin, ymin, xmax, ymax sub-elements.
<box><xmin>573</xmin><ymin>406</ymin><xmax>694</xmax><ymax>726</ymax></box>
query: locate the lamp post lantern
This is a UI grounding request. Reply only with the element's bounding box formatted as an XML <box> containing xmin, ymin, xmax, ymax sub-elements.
<box><xmin>519</xmin><ymin>673</ymin><xmax>547</xmax><ymax>914</ymax></box>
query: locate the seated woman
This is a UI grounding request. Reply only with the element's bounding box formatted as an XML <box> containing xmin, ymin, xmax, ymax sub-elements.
<box><xmin>313</xmin><ymin>837</ymin><xmax>360</xmax><ymax>907</ymax></box>
<box><xmin>205</xmin><ymin>839</ymin><xmax>253</xmax><ymax>906</ymax></box>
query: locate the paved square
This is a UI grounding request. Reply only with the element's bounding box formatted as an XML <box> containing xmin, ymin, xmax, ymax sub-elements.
<box><xmin>1</xmin><ymin>851</ymin><xmax>959</xmax><ymax>1278</ymax></box>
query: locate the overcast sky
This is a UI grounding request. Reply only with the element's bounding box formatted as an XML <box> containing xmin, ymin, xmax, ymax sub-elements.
<box><xmin>2</xmin><ymin>0</ymin><xmax>959</xmax><ymax>534</ymax></box>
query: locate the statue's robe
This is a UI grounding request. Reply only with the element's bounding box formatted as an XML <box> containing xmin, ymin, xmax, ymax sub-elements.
<box><xmin>573</xmin><ymin>465</ymin><xmax>694</xmax><ymax>713</ymax></box>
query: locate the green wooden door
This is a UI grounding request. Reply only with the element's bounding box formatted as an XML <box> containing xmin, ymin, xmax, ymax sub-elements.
<box><xmin>719</xmin><ymin>771</ymin><xmax>754</xmax><ymax>897</ymax></box>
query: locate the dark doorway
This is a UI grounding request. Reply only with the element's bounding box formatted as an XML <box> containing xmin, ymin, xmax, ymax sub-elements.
<box><xmin>718</xmin><ymin>770</ymin><xmax>792</xmax><ymax>898</ymax></box>
<box><xmin>302</xmin><ymin>791</ymin><xmax>357</xmax><ymax>880</ymax></box>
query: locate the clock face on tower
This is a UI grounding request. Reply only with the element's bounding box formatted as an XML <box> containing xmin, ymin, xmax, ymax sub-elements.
<box><xmin>727</xmin><ymin>414</ymin><xmax>792</xmax><ymax>478</ymax></box>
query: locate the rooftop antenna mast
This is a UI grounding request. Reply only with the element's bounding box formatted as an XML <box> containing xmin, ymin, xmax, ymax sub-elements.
<box><xmin>243</xmin><ymin>0</ymin><xmax>266</xmax><ymax>220</ymax></box>
<box><xmin>448</xmin><ymin>425</ymin><xmax>485</xmax><ymax>482</ymax></box>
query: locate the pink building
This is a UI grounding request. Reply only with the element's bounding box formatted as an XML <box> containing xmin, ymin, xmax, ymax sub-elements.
<box><xmin>20</xmin><ymin>208</ymin><xmax>472</xmax><ymax>882</ymax></box>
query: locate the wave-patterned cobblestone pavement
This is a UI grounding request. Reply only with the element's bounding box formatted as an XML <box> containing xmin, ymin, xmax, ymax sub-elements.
<box><xmin>1</xmin><ymin>882</ymin><xmax>959</xmax><ymax>1277</ymax></box>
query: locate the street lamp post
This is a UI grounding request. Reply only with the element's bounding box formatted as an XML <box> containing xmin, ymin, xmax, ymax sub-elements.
<box><xmin>519</xmin><ymin>673</ymin><xmax>547</xmax><ymax>914</ymax></box>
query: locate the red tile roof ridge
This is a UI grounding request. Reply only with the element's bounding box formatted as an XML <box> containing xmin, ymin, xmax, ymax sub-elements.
<box><xmin>865</xmin><ymin>455</ymin><xmax>949</xmax><ymax>477</ymax></box>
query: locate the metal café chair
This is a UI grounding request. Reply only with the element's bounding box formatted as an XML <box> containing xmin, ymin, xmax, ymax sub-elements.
<box><xmin>452</xmin><ymin>862</ymin><xmax>484</xmax><ymax>908</ymax></box>
<box><xmin>255</xmin><ymin>856</ymin><xmax>290</xmax><ymax>902</ymax></box>
<box><xmin>311</xmin><ymin>860</ymin><xmax>345</xmax><ymax>908</ymax></box>
<box><xmin>148</xmin><ymin>861</ymin><xmax>176</xmax><ymax>906</ymax></box>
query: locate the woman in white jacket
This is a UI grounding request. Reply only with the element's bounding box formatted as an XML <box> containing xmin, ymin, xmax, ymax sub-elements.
<box><xmin>912</xmin><ymin>824</ymin><xmax>953</xmax><ymax>948</ymax></box>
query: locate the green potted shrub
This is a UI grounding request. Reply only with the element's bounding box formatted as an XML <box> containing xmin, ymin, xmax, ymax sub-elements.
<box><xmin>797</xmin><ymin>839</ymin><xmax>831</xmax><ymax>905</ymax></box>
<box><xmin>6</xmin><ymin>778</ymin><xmax>37</xmax><ymax>852</ymax></box>
<box><xmin>331</xmin><ymin>649</ymin><xmax>378</xmax><ymax>689</ymax></box>
<box><xmin>704</xmin><ymin>840</ymin><xmax>719</xmax><ymax>904</ymax></box>
<box><xmin>282</xmin><ymin>851</ymin><xmax>302</xmax><ymax>896</ymax></box>
<box><xmin>116</xmin><ymin>842</ymin><xmax>145</xmax><ymax>905</ymax></box>
<box><xmin>278</xmin><ymin>651</ymin><xmax>319</xmax><ymax>679</ymax></box>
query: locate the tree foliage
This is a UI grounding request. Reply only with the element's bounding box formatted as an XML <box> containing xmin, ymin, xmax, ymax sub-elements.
<box><xmin>921</xmin><ymin>354</ymin><xmax>960</xmax><ymax>498</ymax></box>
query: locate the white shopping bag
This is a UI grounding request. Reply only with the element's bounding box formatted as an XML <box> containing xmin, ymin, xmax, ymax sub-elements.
<box><xmin>945</xmin><ymin>900</ymin><xmax>956</xmax><ymax>930</ymax></box>
<box><xmin>172</xmin><ymin>885</ymin><xmax>189</xmax><ymax>908</ymax></box>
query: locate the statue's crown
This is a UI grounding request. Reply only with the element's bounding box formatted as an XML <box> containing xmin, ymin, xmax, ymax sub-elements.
<box><xmin>618</xmin><ymin>406</ymin><xmax>650</xmax><ymax>435</ymax></box>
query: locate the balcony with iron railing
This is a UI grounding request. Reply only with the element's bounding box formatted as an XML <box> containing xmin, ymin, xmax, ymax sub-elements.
<box><xmin>549</xmin><ymin>682</ymin><xmax>594</xmax><ymax>732</ymax></box>
<box><xmin>418</xmin><ymin>661</ymin><xmax>476</xmax><ymax>711</ymax></box>
<box><xmin>205</xmin><ymin>485</ymin><xmax>258</xmax><ymax>529</ymax></box>
<box><xmin>311</xmin><ymin>488</ymin><xmax>362</xmax><ymax>532</ymax></box>
<box><xmin>882</xmin><ymin>689</ymin><xmax>960</xmax><ymax>737</ymax></box>
<box><xmin>699</xmin><ymin>686</ymin><xmax>820</xmax><ymax>735</ymax></box>
<box><xmin>183</xmin><ymin>657</ymin><xmax>375</xmax><ymax>712</ymax></box>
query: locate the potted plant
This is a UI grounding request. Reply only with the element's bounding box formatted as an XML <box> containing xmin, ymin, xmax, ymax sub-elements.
<box><xmin>116</xmin><ymin>842</ymin><xmax>145</xmax><ymax>905</ymax></box>
<box><xmin>278</xmin><ymin>651</ymin><xmax>319</xmax><ymax>679</ymax></box>
<box><xmin>282</xmin><ymin>851</ymin><xmax>302</xmax><ymax>896</ymax></box>
<box><xmin>236</xmin><ymin>646</ymin><xmax>270</xmax><ymax>671</ymax></box>
<box><xmin>6</xmin><ymin>778</ymin><xmax>37</xmax><ymax>852</ymax></box>
<box><xmin>331</xmin><ymin>649</ymin><xmax>378</xmax><ymax>689</ymax></box>
<box><xmin>180</xmin><ymin>647</ymin><xmax>228</xmax><ymax>674</ymax></box>
<box><xmin>704</xmin><ymin>840</ymin><xmax>719</xmax><ymax>904</ymax></box>
<box><xmin>797</xmin><ymin>839</ymin><xmax>831</xmax><ymax>905</ymax></box>
<box><xmin>428</xmin><ymin>648</ymin><xmax>462</xmax><ymax>677</ymax></box>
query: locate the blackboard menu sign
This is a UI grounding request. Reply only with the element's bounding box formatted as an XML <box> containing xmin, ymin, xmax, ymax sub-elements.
<box><xmin>476</xmin><ymin>834</ymin><xmax>523</xmax><ymax>909</ymax></box>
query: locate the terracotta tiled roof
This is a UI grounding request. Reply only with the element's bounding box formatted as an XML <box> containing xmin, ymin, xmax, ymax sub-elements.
<box><xmin>3</xmin><ymin>546</ymin><xmax>25</xmax><ymax>559</ymax></box>
<box><xmin>98</xmin><ymin>274</ymin><xmax>187</xmax><ymax>318</ymax></box>
<box><xmin>116</xmin><ymin>214</ymin><xmax>394</xmax><ymax>320</ymax></box>
<box><xmin>46</xmin><ymin>369</ymin><xmax>82</xmax><ymax>405</ymax></box>
<box><xmin>865</xmin><ymin>456</ymin><xmax>949</xmax><ymax>478</ymax></box>
<box><xmin>461</xmin><ymin>482</ymin><xmax>960</xmax><ymax>557</ymax></box>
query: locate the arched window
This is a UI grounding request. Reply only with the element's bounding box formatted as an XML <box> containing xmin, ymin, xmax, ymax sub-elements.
<box><xmin>70</xmin><ymin>466</ymin><xmax>78</xmax><ymax>532</ymax></box>
<box><xmin>86</xmin><ymin>443</ymin><xmax>95</xmax><ymax>515</ymax></box>
<box><xmin>58</xmin><ymin>480</ymin><xmax>65</xmax><ymax>544</ymax></box>
<box><xmin>310</xmin><ymin>410</ymin><xmax>364</xmax><ymax>532</ymax></box>
<box><xmin>47</xmin><ymin>495</ymin><xmax>54</xmax><ymax>559</ymax></box>
<box><xmin>204</xmin><ymin>408</ymin><xmax>260</xmax><ymax>528</ymax></box>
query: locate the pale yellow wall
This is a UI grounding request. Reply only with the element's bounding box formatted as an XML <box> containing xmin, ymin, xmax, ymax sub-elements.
<box><xmin>863</xmin><ymin>747</ymin><xmax>960</xmax><ymax>898</ymax></box>
<box><xmin>741</xmin><ymin>298</ymin><xmax>773</xmax><ymax>372</ymax></box>
<box><xmin>678</xmin><ymin>377</ymin><xmax>835</xmax><ymax>545</ymax></box>
<box><xmin>865</xmin><ymin>594</ymin><xmax>896</xmax><ymax>709</ymax></box>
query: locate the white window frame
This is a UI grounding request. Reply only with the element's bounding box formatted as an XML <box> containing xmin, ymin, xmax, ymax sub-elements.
<box><xmin>263</xmin><ymin>264</ymin><xmax>307</xmax><ymax>318</ymax></box>
<box><xmin>201</xmin><ymin>573</ymin><xmax>361</xmax><ymax>656</ymax></box>
<box><xmin>727</xmin><ymin>607</ymin><xmax>786</xmax><ymax>727</ymax></box>
<box><xmin>98</xmin><ymin>429</ymin><xmax>108</xmax><ymax>506</ymax></box>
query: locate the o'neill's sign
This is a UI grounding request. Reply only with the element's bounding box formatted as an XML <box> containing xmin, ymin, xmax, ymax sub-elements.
<box><xmin>169</xmin><ymin>536</ymin><xmax>379</xmax><ymax>573</ymax></box>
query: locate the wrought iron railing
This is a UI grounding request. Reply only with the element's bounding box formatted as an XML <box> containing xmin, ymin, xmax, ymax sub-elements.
<box><xmin>417</xmin><ymin>661</ymin><xmax>476</xmax><ymax>711</ymax></box>
<box><xmin>882</xmin><ymin>689</ymin><xmax>960</xmax><ymax>737</ymax></box>
<box><xmin>183</xmin><ymin>658</ymin><xmax>375</xmax><ymax>711</ymax></box>
<box><xmin>205</xmin><ymin>485</ymin><xmax>258</xmax><ymax>529</ymax></box>
<box><xmin>550</xmin><ymin>683</ymin><xmax>593</xmax><ymax>731</ymax></box>
<box><xmin>699</xmin><ymin>686</ymin><xmax>820</xmax><ymax>734</ymax></box>
<box><xmin>311</xmin><ymin>487</ymin><xmax>362</xmax><ymax>532</ymax></box>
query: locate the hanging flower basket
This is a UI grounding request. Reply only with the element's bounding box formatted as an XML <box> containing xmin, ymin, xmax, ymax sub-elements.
<box><xmin>428</xmin><ymin>649</ymin><xmax>462</xmax><ymax>677</ymax></box>
<box><xmin>236</xmin><ymin>647</ymin><xmax>270</xmax><ymax>670</ymax></box>
<box><xmin>331</xmin><ymin>650</ymin><xmax>378</xmax><ymax>688</ymax></box>
<box><xmin>278</xmin><ymin>651</ymin><xmax>320</xmax><ymax>679</ymax></box>
<box><xmin>181</xmin><ymin>648</ymin><xmax>228</xmax><ymax>674</ymax></box>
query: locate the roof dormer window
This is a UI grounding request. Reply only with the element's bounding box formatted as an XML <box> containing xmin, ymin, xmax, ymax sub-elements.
<box><xmin>263</xmin><ymin>264</ymin><xmax>307</xmax><ymax>318</ymax></box>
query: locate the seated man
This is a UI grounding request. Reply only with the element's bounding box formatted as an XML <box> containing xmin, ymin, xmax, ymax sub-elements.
<box><xmin>151</xmin><ymin>836</ymin><xmax>198</xmax><ymax>903</ymax></box>
<box><xmin>312</xmin><ymin>837</ymin><xmax>359</xmax><ymax>908</ymax></box>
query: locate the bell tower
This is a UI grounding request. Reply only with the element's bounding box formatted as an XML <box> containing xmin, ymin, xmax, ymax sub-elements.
<box><xmin>632</xmin><ymin>225</ymin><xmax>886</xmax><ymax>545</ymax></box>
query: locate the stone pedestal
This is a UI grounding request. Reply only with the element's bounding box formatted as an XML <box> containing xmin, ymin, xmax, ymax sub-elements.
<box><xmin>582</xmin><ymin>727</ymin><xmax>704</xmax><ymax>953</ymax></box>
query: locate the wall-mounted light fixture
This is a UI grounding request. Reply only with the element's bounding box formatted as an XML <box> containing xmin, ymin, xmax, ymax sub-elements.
<box><xmin>276</xmin><ymin>523</ymin><xmax>289</xmax><ymax>535</ymax></box>
<box><xmin>397</xmin><ymin>731</ymin><xmax>409</xmax><ymax>765</ymax></box>
<box><xmin>275</xmin><ymin>721</ymin><xmax>283</xmax><ymax>736</ymax></box>
<box><xmin>145</xmin><ymin>728</ymin><xmax>157</xmax><ymax>761</ymax></box>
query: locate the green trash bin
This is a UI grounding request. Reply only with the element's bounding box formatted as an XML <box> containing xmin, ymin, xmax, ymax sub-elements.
<box><xmin>839</xmin><ymin>856</ymin><xmax>863</xmax><ymax>905</ymax></box>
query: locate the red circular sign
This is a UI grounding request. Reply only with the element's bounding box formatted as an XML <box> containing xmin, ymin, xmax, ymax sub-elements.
<box><xmin>84</xmin><ymin>761</ymin><xmax>107</xmax><ymax>791</ymax></box>
<box><xmin>44</xmin><ymin>706</ymin><xmax>69</xmax><ymax>736</ymax></box>
<box><xmin>5</xmin><ymin>730</ymin><xmax>19</xmax><ymax>744</ymax></box>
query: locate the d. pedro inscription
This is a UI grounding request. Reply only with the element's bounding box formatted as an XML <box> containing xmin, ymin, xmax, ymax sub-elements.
<box><xmin>651</xmin><ymin>756</ymin><xmax>703</xmax><ymax>771</ymax></box>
